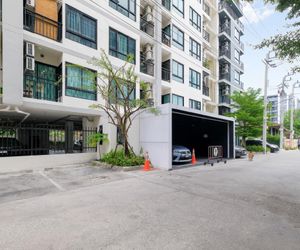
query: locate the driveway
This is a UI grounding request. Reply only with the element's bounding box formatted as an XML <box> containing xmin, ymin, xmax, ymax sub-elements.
<box><xmin>0</xmin><ymin>151</ymin><xmax>300</xmax><ymax>249</ymax></box>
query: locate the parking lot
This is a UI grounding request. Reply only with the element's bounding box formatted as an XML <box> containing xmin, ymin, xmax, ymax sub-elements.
<box><xmin>0</xmin><ymin>151</ymin><xmax>300</xmax><ymax>249</ymax></box>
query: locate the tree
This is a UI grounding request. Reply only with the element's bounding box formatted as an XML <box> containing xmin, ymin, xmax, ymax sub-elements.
<box><xmin>284</xmin><ymin>109</ymin><xmax>300</xmax><ymax>137</ymax></box>
<box><xmin>244</xmin><ymin>0</ymin><xmax>300</xmax><ymax>71</ymax></box>
<box><xmin>89</xmin><ymin>50</ymin><xmax>155</xmax><ymax>156</ymax></box>
<box><xmin>226</xmin><ymin>88</ymin><xmax>264</xmax><ymax>146</ymax></box>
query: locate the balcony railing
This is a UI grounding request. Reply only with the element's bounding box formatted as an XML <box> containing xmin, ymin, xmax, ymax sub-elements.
<box><xmin>140</xmin><ymin>16</ymin><xmax>154</xmax><ymax>37</ymax></box>
<box><xmin>140</xmin><ymin>55</ymin><xmax>154</xmax><ymax>76</ymax></box>
<box><xmin>162</xmin><ymin>68</ymin><xmax>171</xmax><ymax>82</ymax></box>
<box><xmin>239</xmin><ymin>40</ymin><xmax>244</xmax><ymax>50</ymax></box>
<box><xmin>203</xmin><ymin>85</ymin><xmax>210</xmax><ymax>97</ymax></box>
<box><xmin>239</xmin><ymin>61</ymin><xmax>244</xmax><ymax>70</ymax></box>
<box><xmin>23</xmin><ymin>73</ymin><xmax>62</xmax><ymax>102</ymax></box>
<box><xmin>162</xmin><ymin>30</ymin><xmax>171</xmax><ymax>46</ymax></box>
<box><xmin>237</xmin><ymin>19</ymin><xmax>244</xmax><ymax>33</ymax></box>
<box><xmin>203</xmin><ymin>2</ymin><xmax>210</xmax><ymax>16</ymax></box>
<box><xmin>203</xmin><ymin>29</ymin><xmax>210</xmax><ymax>43</ymax></box>
<box><xmin>162</xmin><ymin>0</ymin><xmax>171</xmax><ymax>11</ymax></box>
<box><xmin>219</xmin><ymin>24</ymin><xmax>231</xmax><ymax>36</ymax></box>
<box><xmin>23</xmin><ymin>9</ymin><xmax>62</xmax><ymax>42</ymax></box>
<box><xmin>219</xmin><ymin>95</ymin><xmax>231</xmax><ymax>105</ymax></box>
<box><xmin>219</xmin><ymin>72</ymin><xmax>231</xmax><ymax>82</ymax></box>
<box><xmin>219</xmin><ymin>48</ymin><xmax>231</xmax><ymax>59</ymax></box>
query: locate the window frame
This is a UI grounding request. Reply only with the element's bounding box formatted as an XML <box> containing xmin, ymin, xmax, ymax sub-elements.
<box><xmin>65</xmin><ymin>5</ymin><xmax>97</xmax><ymax>49</ymax></box>
<box><xmin>172</xmin><ymin>0</ymin><xmax>184</xmax><ymax>17</ymax></box>
<box><xmin>189</xmin><ymin>99</ymin><xmax>201</xmax><ymax>110</ymax></box>
<box><xmin>189</xmin><ymin>68</ymin><xmax>201</xmax><ymax>90</ymax></box>
<box><xmin>234</xmin><ymin>28</ymin><xmax>240</xmax><ymax>42</ymax></box>
<box><xmin>172</xmin><ymin>60</ymin><xmax>184</xmax><ymax>83</ymax></box>
<box><xmin>172</xmin><ymin>25</ymin><xmax>184</xmax><ymax>51</ymax></box>
<box><xmin>189</xmin><ymin>38</ymin><xmax>201</xmax><ymax>61</ymax></box>
<box><xmin>234</xmin><ymin>70</ymin><xmax>240</xmax><ymax>85</ymax></box>
<box><xmin>172</xmin><ymin>94</ymin><xmax>184</xmax><ymax>106</ymax></box>
<box><xmin>109</xmin><ymin>28</ymin><xmax>136</xmax><ymax>64</ymax></box>
<box><xmin>189</xmin><ymin>7</ymin><xmax>201</xmax><ymax>32</ymax></box>
<box><xmin>109</xmin><ymin>0</ymin><xmax>136</xmax><ymax>21</ymax></box>
<box><xmin>234</xmin><ymin>49</ymin><xmax>240</xmax><ymax>63</ymax></box>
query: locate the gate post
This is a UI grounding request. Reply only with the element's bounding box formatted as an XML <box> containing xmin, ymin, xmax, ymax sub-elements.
<box><xmin>65</xmin><ymin>121</ymin><xmax>74</xmax><ymax>153</ymax></box>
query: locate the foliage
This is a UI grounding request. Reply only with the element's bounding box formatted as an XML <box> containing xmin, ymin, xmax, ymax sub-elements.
<box><xmin>267</xmin><ymin>134</ymin><xmax>280</xmax><ymax>146</ymax></box>
<box><xmin>246</xmin><ymin>145</ymin><xmax>270</xmax><ymax>152</ymax></box>
<box><xmin>226</xmin><ymin>88</ymin><xmax>264</xmax><ymax>146</ymax></box>
<box><xmin>244</xmin><ymin>0</ymin><xmax>300</xmax><ymax>71</ymax></box>
<box><xmin>89</xmin><ymin>49</ymin><xmax>157</xmax><ymax>156</ymax></box>
<box><xmin>101</xmin><ymin>149</ymin><xmax>144</xmax><ymax>166</ymax></box>
<box><xmin>284</xmin><ymin>109</ymin><xmax>300</xmax><ymax>137</ymax></box>
<box><xmin>88</xmin><ymin>132</ymin><xmax>109</xmax><ymax>147</ymax></box>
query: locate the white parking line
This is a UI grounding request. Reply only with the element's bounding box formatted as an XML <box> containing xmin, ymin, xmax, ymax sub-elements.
<box><xmin>38</xmin><ymin>171</ymin><xmax>65</xmax><ymax>191</ymax></box>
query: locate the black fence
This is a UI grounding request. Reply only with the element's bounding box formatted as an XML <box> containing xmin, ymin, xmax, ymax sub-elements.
<box><xmin>0</xmin><ymin>122</ymin><xmax>97</xmax><ymax>157</ymax></box>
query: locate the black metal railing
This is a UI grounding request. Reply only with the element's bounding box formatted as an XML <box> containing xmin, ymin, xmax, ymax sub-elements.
<box><xmin>162</xmin><ymin>67</ymin><xmax>171</xmax><ymax>82</ymax></box>
<box><xmin>219</xmin><ymin>48</ymin><xmax>231</xmax><ymax>59</ymax></box>
<box><xmin>23</xmin><ymin>9</ymin><xmax>62</xmax><ymax>42</ymax></box>
<box><xmin>162</xmin><ymin>30</ymin><xmax>171</xmax><ymax>46</ymax></box>
<box><xmin>23</xmin><ymin>74</ymin><xmax>62</xmax><ymax>102</ymax></box>
<box><xmin>140</xmin><ymin>55</ymin><xmax>154</xmax><ymax>76</ymax></box>
<box><xmin>219</xmin><ymin>72</ymin><xmax>231</xmax><ymax>81</ymax></box>
<box><xmin>203</xmin><ymin>85</ymin><xmax>210</xmax><ymax>96</ymax></box>
<box><xmin>140</xmin><ymin>16</ymin><xmax>154</xmax><ymax>37</ymax></box>
<box><xmin>219</xmin><ymin>24</ymin><xmax>231</xmax><ymax>36</ymax></box>
<box><xmin>162</xmin><ymin>0</ymin><xmax>171</xmax><ymax>10</ymax></box>
<box><xmin>0</xmin><ymin>122</ymin><xmax>97</xmax><ymax>157</ymax></box>
<box><xmin>219</xmin><ymin>95</ymin><xmax>231</xmax><ymax>104</ymax></box>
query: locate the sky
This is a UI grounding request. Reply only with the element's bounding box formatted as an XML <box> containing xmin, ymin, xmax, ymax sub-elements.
<box><xmin>241</xmin><ymin>0</ymin><xmax>300</xmax><ymax>96</ymax></box>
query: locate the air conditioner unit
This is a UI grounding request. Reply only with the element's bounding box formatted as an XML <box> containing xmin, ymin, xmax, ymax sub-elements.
<box><xmin>144</xmin><ymin>43</ymin><xmax>153</xmax><ymax>61</ymax></box>
<box><xmin>26</xmin><ymin>0</ymin><xmax>35</xmax><ymax>8</ymax></box>
<box><xmin>26</xmin><ymin>56</ymin><xmax>35</xmax><ymax>71</ymax></box>
<box><xmin>25</xmin><ymin>42</ymin><xmax>35</xmax><ymax>57</ymax></box>
<box><xmin>144</xmin><ymin>6</ymin><xmax>154</xmax><ymax>23</ymax></box>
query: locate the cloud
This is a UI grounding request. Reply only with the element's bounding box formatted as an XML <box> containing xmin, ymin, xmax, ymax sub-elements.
<box><xmin>242</xmin><ymin>2</ymin><xmax>275</xmax><ymax>24</ymax></box>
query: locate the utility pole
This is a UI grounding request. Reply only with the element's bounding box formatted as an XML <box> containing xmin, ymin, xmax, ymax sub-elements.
<box><xmin>290</xmin><ymin>81</ymin><xmax>300</xmax><ymax>140</ymax></box>
<box><xmin>262</xmin><ymin>52</ymin><xmax>277</xmax><ymax>154</ymax></box>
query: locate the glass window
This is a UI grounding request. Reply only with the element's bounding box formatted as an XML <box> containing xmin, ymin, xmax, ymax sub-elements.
<box><xmin>189</xmin><ymin>38</ymin><xmax>201</xmax><ymax>61</ymax></box>
<box><xmin>111</xmin><ymin>79</ymin><xmax>136</xmax><ymax>102</ymax></box>
<box><xmin>189</xmin><ymin>7</ymin><xmax>201</xmax><ymax>32</ymax></box>
<box><xmin>189</xmin><ymin>68</ymin><xmax>201</xmax><ymax>89</ymax></box>
<box><xmin>234</xmin><ymin>49</ymin><xmax>240</xmax><ymax>63</ymax></box>
<box><xmin>234</xmin><ymin>70</ymin><xmax>240</xmax><ymax>85</ymax></box>
<box><xmin>109</xmin><ymin>28</ymin><xmax>136</xmax><ymax>63</ymax></box>
<box><xmin>189</xmin><ymin>99</ymin><xmax>201</xmax><ymax>110</ymax></box>
<box><xmin>172</xmin><ymin>0</ymin><xmax>184</xmax><ymax>17</ymax></box>
<box><xmin>109</xmin><ymin>0</ymin><xmax>136</xmax><ymax>21</ymax></box>
<box><xmin>172</xmin><ymin>94</ymin><xmax>184</xmax><ymax>106</ymax></box>
<box><xmin>234</xmin><ymin>28</ymin><xmax>240</xmax><ymax>42</ymax></box>
<box><xmin>172</xmin><ymin>60</ymin><xmax>184</xmax><ymax>83</ymax></box>
<box><xmin>172</xmin><ymin>25</ymin><xmax>184</xmax><ymax>50</ymax></box>
<box><xmin>66</xmin><ymin>5</ymin><xmax>97</xmax><ymax>49</ymax></box>
<box><xmin>162</xmin><ymin>94</ymin><xmax>170</xmax><ymax>104</ymax></box>
<box><xmin>65</xmin><ymin>63</ymin><xmax>97</xmax><ymax>100</ymax></box>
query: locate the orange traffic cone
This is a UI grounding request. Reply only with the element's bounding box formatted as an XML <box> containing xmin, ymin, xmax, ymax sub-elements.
<box><xmin>192</xmin><ymin>148</ymin><xmax>196</xmax><ymax>164</ymax></box>
<box><xmin>144</xmin><ymin>152</ymin><xmax>151</xmax><ymax>171</ymax></box>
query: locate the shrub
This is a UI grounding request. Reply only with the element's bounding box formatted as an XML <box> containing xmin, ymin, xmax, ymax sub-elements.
<box><xmin>246</xmin><ymin>145</ymin><xmax>270</xmax><ymax>152</ymax></box>
<box><xmin>101</xmin><ymin>149</ymin><xmax>144</xmax><ymax>166</ymax></box>
<box><xmin>267</xmin><ymin>134</ymin><xmax>280</xmax><ymax>146</ymax></box>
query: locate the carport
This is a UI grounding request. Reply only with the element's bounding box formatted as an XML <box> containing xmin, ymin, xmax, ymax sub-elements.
<box><xmin>140</xmin><ymin>104</ymin><xmax>235</xmax><ymax>170</ymax></box>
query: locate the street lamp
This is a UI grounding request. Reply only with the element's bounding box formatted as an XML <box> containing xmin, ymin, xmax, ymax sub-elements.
<box><xmin>262</xmin><ymin>51</ymin><xmax>278</xmax><ymax>154</ymax></box>
<box><xmin>290</xmin><ymin>80</ymin><xmax>300</xmax><ymax>140</ymax></box>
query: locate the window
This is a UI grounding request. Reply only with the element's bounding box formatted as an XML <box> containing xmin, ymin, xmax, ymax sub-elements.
<box><xmin>65</xmin><ymin>63</ymin><xmax>97</xmax><ymax>100</ymax></box>
<box><xmin>109</xmin><ymin>28</ymin><xmax>136</xmax><ymax>63</ymax></box>
<box><xmin>172</xmin><ymin>94</ymin><xmax>184</xmax><ymax>106</ymax></box>
<box><xmin>66</xmin><ymin>5</ymin><xmax>97</xmax><ymax>49</ymax></box>
<box><xmin>172</xmin><ymin>60</ymin><xmax>184</xmax><ymax>83</ymax></box>
<box><xmin>234</xmin><ymin>49</ymin><xmax>240</xmax><ymax>63</ymax></box>
<box><xmin>173</xmin><ymin>0</ymin><xmax>184</xmax><ymax>17</ymax></box>
<box><xmin>162</xmin><ymin>94</ymin><xmax>170</xmax><ymax>104</ymax></box>
<box><xmin>172</xmin><ymin>25</ymin><xmax>184</xmax><ymax>50</ymax></box>
<box><xmin>189</xmin><ymin>99</ymin><xmax>201</xmax><ymax>110</ymax></box>
<box><xmin>189</xmin><ymin>7</ymin><xmax>201</xmax><ymax>32</ymax></box>
<box><xmin>111</xmin><ymin>79</ymin><xmax>136</xmax><ymax>102</ymax></box>
<box><xmin>189</xmin><ymin>38</ymin><xmax>201</xmax><ymax>61</ymax></box>
<box><xmin>189</xmin><ymin>69</ymin><xmax>201</xmax><ymax>89</ymax></box>
<box><xmin>109</xmin><ymin>0</ymin><xmax>136</xmax><ymax>21</ymax></box>
<box><xmin>234</xmin><ymin>70</ymin><xmax>240</xmax><ymax>85</ymax></box>
<box><xmin>234</xmin><ymin>28</ymin><xmax>240</xmax><ymax>42</ymax></box>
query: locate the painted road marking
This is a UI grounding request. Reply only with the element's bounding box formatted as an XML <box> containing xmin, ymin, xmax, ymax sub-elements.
<box><xmin>38</xmin><ymin>171</ymin><xmax>65</xmax><ymax>191</ymax></box>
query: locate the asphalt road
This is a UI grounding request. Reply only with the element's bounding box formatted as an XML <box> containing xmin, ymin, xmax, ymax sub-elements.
<box><xmin>0</xmin><ymin>151</ymin><xmax>299</xmax><ymax>250</ymax></box>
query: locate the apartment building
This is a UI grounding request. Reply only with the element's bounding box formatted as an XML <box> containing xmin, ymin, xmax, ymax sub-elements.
<box><xmin>218</xmin><ymin>0</ymin><xmax>244</xmax><ymax>115</ymax></box>
<box><xmin>0</xmin><ymin>0</ymin><xmax>235</xmax><ymax>170</ymax></box>
<box><xmin>267</xmin><ymin>92</ymin><xmax>288</xmax><ymax>125</ymax></box>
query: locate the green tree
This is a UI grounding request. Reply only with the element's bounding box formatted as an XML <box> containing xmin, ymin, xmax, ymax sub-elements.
<box><xmin>226</xmin><ymin>88</ymin><xmax>264</xmax><ymax>146</ymax></box>
<box><xmin>89</xmin><ymin>50</ymin><xmax>155</xmax><ymax>156</ymax></box>
<box><xmin>284</xmin><ymin>109</ymin><xmax>300</xmax><ymax>137</ymax></box>
<box><xmin>244</xmin><ymin>0</ymin><xmax>300</xmax><ymax>71</ymax></box>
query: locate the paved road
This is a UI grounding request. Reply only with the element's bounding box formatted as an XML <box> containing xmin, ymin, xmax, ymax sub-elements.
<box><xmin>0</xmin><ymin>151</ymin><xmax>300</xmax><ymax>250</ymax></box>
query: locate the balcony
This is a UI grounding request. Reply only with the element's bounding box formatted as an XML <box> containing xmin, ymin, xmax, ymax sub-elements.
<box><xmin>239</xmin><ymin>40</ymin><xmax>244</xmax><ymax>51</ymax></box>
<box><xmin>23</xmin><ymin>73</ymin><xmax>62</xmax><ymax>102</ymax></box>
<box><xmin>203</xmin><ymin>85</ymin><xmax>210</xmax><ymax>97</ymax></box>
<box><xmin>162</xmin><ymin>0</ymin><xmax>171</xmax><ymax>11</ymax></box>
<box><xmin>140</xmin><ymin>54</ymin><xmax>154</xmax><ymax>76</ymax></box>
<box><xmin>162</xmin><ymin>29</ymin><xmax>171</xmax><ymax>47</ymax></box>
<box><xmin>203</xmin><ymin>2</ymin><xmax>210</xmax><ymax>16</ymax></box>
<box><xmin>219</xmin><ymin>24</ymin><xmax>231</xmax><ymax>36</ymax></box>
<box><xmin>219</xmin><ymin>48</ymin><xmax>231</xmax><ymax>59</ymax></box>
<box><xmin>239</xmin><ymin>61</ymin><xmax>244</xmax><ymax>71</ymax></box>
<box><xmin>203</xmin><ymin>29</ymin><xmax>210</xmax><ymax>43</ymax></box>
<box><xmin>219</xmin><ymin>0</ymin><xmax>242</xmax><ymax>19</ymax></box>
<box><xmin>23</xmin><ymin>9</ymin><xmax>62</xmax><ymax>42</ymax></box>
<box><xmin>162</xmin><ymin>67</ymin><xmax>171</xmax><ymax>82</ymax></box>
<box><xmin>219</xmin><ymin>95</ymin><xmax>231</xmax><ymax>105</ymax></box>
<box><xmin>237</xmin><ymin>19</ymin><xmax>245</xmax><ymax>33</ymax></box>
<box><xmin>203</xmin><ymin>58</ymin><xmax>211</xmax><ymax>70</ymax></box>
<box><xmin>140</xmin><ymin>16</ymin><xmax>154</xmax><ymax>37</ymax></box>
<box><xmin>219</xmin><ymin>72</ymin><xmax>231</xmax><ymax>82</ymax></box>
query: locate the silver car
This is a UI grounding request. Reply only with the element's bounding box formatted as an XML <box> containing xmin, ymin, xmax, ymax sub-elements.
<box><xmin>172</xmin><ymin>145</ymin><xmax>192</xmax><ymax>163</ymax></box>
